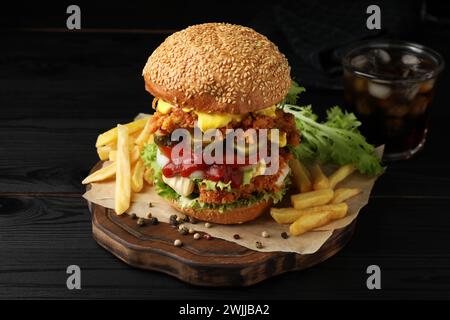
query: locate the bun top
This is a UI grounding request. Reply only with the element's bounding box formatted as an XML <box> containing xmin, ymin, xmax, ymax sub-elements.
<box><xmin>143</xmin><ymin>23</ymin><xmax>291</xmax><ymax>114</ymax></box>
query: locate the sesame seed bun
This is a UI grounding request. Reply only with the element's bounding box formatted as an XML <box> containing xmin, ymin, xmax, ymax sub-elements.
<box><xmin>169</xmin><ymin>199</ymin><xmax>273</xmax><ymax>225</ymax></box>
<box><xmin>143</xmin><ymin>23</ymin><xmax>291</xmax><ymax>114</ymax></box>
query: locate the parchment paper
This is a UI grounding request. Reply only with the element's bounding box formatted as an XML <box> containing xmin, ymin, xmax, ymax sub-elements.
<box><xmin>83</xmin><ymin>147</ymin><xmax>382</xmax><ymax>255</ymax></box>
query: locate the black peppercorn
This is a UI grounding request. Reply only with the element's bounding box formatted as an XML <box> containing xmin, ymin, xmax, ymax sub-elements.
<box><xmin>150</xmin><ymin>217</ymin><xmax>159</xmax><ymax>225</ymax></box>
<box><xmin>130</xmin><ymin>213</ymin><xmax>137</xmax><ymax>220</ymax></box>
<box><xmin>188</xmin><ymin>216</ymin><xmax>198</xmax><ymax>224</ymax></box>
<box><xmin>281</xmin><ymin>232</ymin><xmax>289</xmax><ymax>239</ymax></box>
<box><xmin>233</xmin><ymin>234</ymin><xmax>240</xmax><ymax>240</ymax></box>
<box><xmin>169</xmin><ymin>215</ymin><xmax>178</xmax><ymax>226</ymax></box>
<box><xmin>255</xmin><ymin>241</ymin><xmax>263</xmax><ymax>249</ymax></box>
<box><xmin>179</xmin><ymin>227</ymin><xmax>189</xmax><ymax>235</ymax></box>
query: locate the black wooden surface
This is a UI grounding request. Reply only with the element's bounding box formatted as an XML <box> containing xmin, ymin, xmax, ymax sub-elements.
<box><xmin>1</xmin><ymin>26</ymin><xmax>450</xmax><ymax>299</ymax></box>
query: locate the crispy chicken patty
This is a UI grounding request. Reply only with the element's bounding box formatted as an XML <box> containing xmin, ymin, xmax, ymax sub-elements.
<box><xmin>198</xmin><ymin>156</ymin><xmax>290</xmax><ymax>205</ymax></box>
<box><xmin>149</xmin><ymin>108</ymin><xmax>301</xmax><ymax>147</ymax></box>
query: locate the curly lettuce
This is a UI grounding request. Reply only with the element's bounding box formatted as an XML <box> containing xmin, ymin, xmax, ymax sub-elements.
<box><xmin>141</xmin><ymin>143</ymin><xmax>179</xmax><ymax>200</ymax></box>
<box><xmin>280</xmin><ymin>82</ymin><xmax>383</xmax><ymax>176</ymax></box>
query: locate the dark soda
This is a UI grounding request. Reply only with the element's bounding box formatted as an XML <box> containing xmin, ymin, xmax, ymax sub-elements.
<box><xmin>342</xmin><ymin>41</ymin><xmax>444</xmax><ymax>161</ymax></box>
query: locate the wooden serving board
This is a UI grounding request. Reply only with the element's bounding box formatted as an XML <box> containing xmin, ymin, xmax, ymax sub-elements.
<box><xmin>89</xmin><ymin>199</ymin><xmax>356</xmax><ymax>287</ymax></box>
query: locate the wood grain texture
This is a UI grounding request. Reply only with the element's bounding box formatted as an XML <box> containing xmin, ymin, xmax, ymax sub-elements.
<box><xmin>90</xmin><ymin>200</ymin><xmax>356</xmax><ymax>287</ymax></box>
<box><xmin>1</xmin><ymin>28</ymin><xmax>450</xmax><ymax>298</ymax></box>
<box><xmin>1</xmin><ymin>196</ymin><xmax>450</xmax><ymax>299</ymax></box>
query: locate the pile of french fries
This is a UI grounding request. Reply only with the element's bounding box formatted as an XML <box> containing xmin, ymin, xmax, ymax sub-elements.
<box><xmin>82</xmin><ymin>116</ymin><xmax>154</xmax><ymax>214</ymax></box>
<box><xmin>271</xmin><ymin>160</ymin><xmax>362</xmax><ymax>236</ymax></box>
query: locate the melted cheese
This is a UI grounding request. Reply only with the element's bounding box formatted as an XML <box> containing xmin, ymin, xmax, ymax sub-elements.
<box><xmin>156</xmin><ymin>100</ymin><xmax>173</xmax><ymax>114</ymax></box>
<box><xmin>157</xmin><ymin>101</ymin><xmax>278</xmax><ymax>133</ymax></box>
<box><xmin>269</xmin><ymin>131</ymin><xmax>287</xmax><ymax>148</ymax></box>
<box><xmin>194</xmin><ymin>111</ymin><xmax>242</xmax><ymax>132</ymax></box>
<box><xmin>255</xmin><ymin>105</ymin><xmax>277</xmax><ymax>118</ymax></box>
<box><xmin>279</xmin><ymin>132</ymin><xmax>287</xmax><ymax>147</ymax></box>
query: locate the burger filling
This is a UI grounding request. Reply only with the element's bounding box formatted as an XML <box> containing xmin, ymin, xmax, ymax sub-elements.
<box><xmin>141</xmin><ymin>99</ymin><xmax>300</xmax><ymax>212</ymax></box>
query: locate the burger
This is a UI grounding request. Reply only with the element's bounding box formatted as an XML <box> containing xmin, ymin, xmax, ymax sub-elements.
<box><xmin>141</xmin><ymin>23</ymin><xmax>300</xmax><ymax>224</ymax></box>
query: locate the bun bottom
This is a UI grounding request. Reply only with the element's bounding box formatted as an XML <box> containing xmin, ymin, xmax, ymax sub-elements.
<box><xmin>169</xmin><ymin>199</ymin><xmax>273</xmax><ymax>224</ymax></box>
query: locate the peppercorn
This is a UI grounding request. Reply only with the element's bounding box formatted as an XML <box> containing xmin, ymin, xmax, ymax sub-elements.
<box><xmin>183</xmin><ymin>215</ymin><xmax>190</xmax><ymax>223</ymax></box>
<box><xmin>233</xmin><ymin>234</ymin><xmax>240</xmax><ymax>240</ymax></box>
<box><xmin>281</xmin><ymin>232</ymin><xmax>289</xmax><ymax>239</ymax></box>
<box><xmin>150</xmin><ymin>217</ymin><xmax>159</xmax><ymax>225</ymax></box>
<box><xmin>262</xmin><ymin>231</ymin><xmax>269</xmax><ymax>238</ymax></box>
<box><xmin>174</xmin><ymin>239</ymin><xmax>182</xmax><ymax>247</ymax></box>
<box><xmin>204</xmin><ymin>222</ymin><xmax>212</xmax><ymax>228</ymax></box>
<box><xmin>137</xmin><ymin>218</ymin><xmax>145</xmax><ymax>226</ymax></box>
<box><xmin>188</xmin><ymin>228</ymin><xmax>195</xmax><ymax>234</ymax></box>
<box><xmin>170</xmin><ymin>215</ymin><xmax>179</xmax><ymax>227</ymax></box>
<box><xmin>203</xmin><ymin>234</ymin><xmax>212</xmax><ymax>240</ymax></box>
<box><xmin>188</xmin><ymin>216</ymin><xmax>198</xmax><ymax>224</ymax></box>
<box><xmin>148</xmin><ymin>202</ymin><xmax>153</xmax><ymax>208</ymax></box>
<box><xmin>193</xmin><ymin>233</ymin><xmax>201</xmax><ymax>240</ymax></box>
<box><xmin>255</xmin><ymin>241</ymin><xmax>263</xmax><ymax>249</ymax></box>
<box><xmin>179</xmin><ymin>227</ymin><xmax>189</xmax><ymax>235</ymax></box>
<box><xmin>146</xmin><ymin>212</ymin><xmax>152</xmax><ymax>219</ymax></box>
<box><xmin>130</xmin><ymin>213</ymin><xmax>137</xmax><ymax>220</ymax></box>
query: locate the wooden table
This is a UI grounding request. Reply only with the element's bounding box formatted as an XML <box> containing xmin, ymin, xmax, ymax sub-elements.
<box><xmin>1</xmin><ymin>29</ymin><xmax>449</xmax><ymax>299</ymax></box>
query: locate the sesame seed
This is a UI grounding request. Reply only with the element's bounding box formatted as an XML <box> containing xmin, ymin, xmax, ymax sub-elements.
<box><xmin>142</xmin><ymin>23</ymin><xmax>291</xmax><ymax>113</ymax></box>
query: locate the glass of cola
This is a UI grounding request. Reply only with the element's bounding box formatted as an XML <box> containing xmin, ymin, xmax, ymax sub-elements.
<box><xmin>342</xmin><ymin>40</ymin><xmax>444</xmax><ymax>161</ymax></box>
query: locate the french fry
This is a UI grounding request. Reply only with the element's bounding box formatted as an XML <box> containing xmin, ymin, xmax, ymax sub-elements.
<box><xmin>115</xmin><ymin>125</ymin><xmax>131</xmax><ymax>215</ymax></box>
<box><xmin>97</xmin><ymin>145</ymin><xmax>112</xmax><ymax>161</ymax></box>
<box><xmin>95</xmin><ymin>117</ymin><xmax>149</xmax><ymax>147</ymax></box>
<box><xmin>311</xmin><ymin>164</ymin><xmax>330</xmax><ymax>190</ymax></box>
<box><xmin>131</xmin><ymin>159</ymin><xmax>145</xmax><ymax>193</ymax></box>
<box><xmin>291</xmin><ymin>188</ymin><xmax>334</xmax><ymax>210</ymax></box>
<box><xmin>109</xmin><ymin>150</ymin><xmax>117</xmax><ymax>161</ymax></box>
<box><xmin>82</xmin><ymin>162</ymin><xmax>116</xmax><ymax>184</ymax></box>
<box><xmin>289</xmin><ymin>159</ymin><xmax>312</xmax><ymax>193</ymax></box>
<box><xmin>271</xmin><ymin>203</ymin><xmax>348</xmax><ymax>224</ymax></box>
<box><xmin>328</xmin><ymin>164</ymin><xmax>356</xmax><ymax>189</ymax></box>
<box><xmin>289</xmin><ymin>203</ymin><xmax>348</xmax><ymax>236</ymax></box>
<box><xmin>130</xmin><ymin>145</ymin><xmax>141</xmax><ymax>164</ymax></box>
<box><xmin>331</xmin><ymin>188</ymin><xmax>362</xmax><ymax>204</ymax></box>
<box><xmin>135</xmin><ymin>116</ymin><xmax>153</xmax><ymax>147</ymax></box>
<box><xmin>147</xmin><ymin>133</ymin><xmax>154</xmax><ymax>144</ymax></box>
<box><xmin>143</xmin><ymin>167</ymin><xmax>153</xmax><ymax>186</ymax></box>
<box><xmin>108</xmin><ymin>146</ymin><xmax>139</xmax><ymax>165</ymax></box>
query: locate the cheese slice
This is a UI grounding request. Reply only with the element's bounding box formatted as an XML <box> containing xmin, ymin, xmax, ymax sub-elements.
<box><xmin>269</xmin><ymin>131</ymin><xmax>287</xmax><ymax>148</ymax></box>
<box><xmin>255</xmin><ymin>105</ymin><xmax>277</xmax><ymax>118</ymax></box>
<box><xmin>194</xmin><ymin>111</ymin><xmax>242</xmax><ymax>132</ymax></box>
<box><xmin>156</xmin><ymin>100</ymin><xmax>173</xmax><ymax>114</ymax></box>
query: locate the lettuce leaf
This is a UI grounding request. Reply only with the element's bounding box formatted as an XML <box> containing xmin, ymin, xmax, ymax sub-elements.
<box><xmin>178</xmin><ymin>186</ymin><xmax>288</xmax><ymax>213</ymax></box>
<box><xmin>202</xmin><ymin>180</ymin><xmax>232</xmax><ymax>192</ymax></box>
<box><xmin>284</xmin><ymin>105</ymin><xmax>384</xmax><ymax>175</ymax></box>
<box><xmin>282</xmin><ymin>80</ymin><xmax>306</xmax><ymax>105</ymax></box>
<box><xmin>141</xmin><ymin>143</ymin><xmax>179</xmax><ymax>200</ymax></box>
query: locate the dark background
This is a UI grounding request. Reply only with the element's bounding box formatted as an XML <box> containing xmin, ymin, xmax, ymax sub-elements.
<box><xmin>1</xmin><ymin>0</ymin><xmax>450</xmax><ymax>299</ymax></box>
